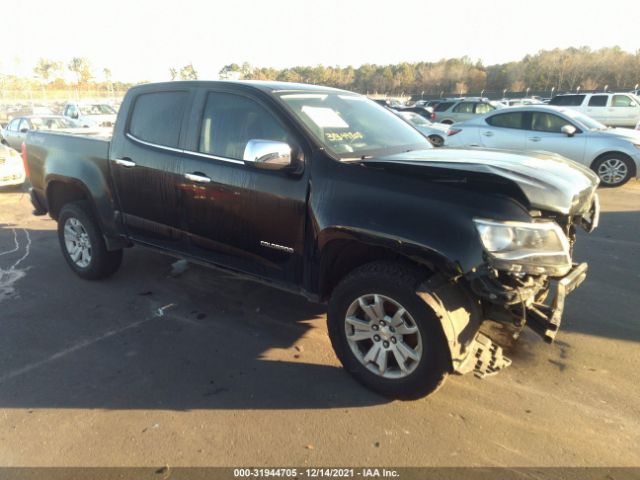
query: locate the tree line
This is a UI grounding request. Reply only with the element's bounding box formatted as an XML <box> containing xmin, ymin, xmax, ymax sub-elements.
<box><xmin>2</xmin><ymin>46</ymin><xmax>639</xmax><ymax>98</ymax></box>
<box><xmin>218</xmin><ymin>46</ymin><xmax>640</xmax><ymax>97</ymax></box>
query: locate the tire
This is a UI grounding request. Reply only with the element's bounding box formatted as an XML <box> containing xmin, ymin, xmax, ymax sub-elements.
<box><xmin>327</xmin><ymin>261</ymin><xmax>451</xmax><ymax>399</ymax></box>
<box><xmin>57</xmin><ymin>201</ymin><xmax>123</xmax><ymax>280</ymax></box>
<box><xmin>428</xmin><ymin>135</ymin><xmax>444</xmax><ymax>147</ymax></box>
<box><xmin>592</xmin><ymin>153</ymin><xmax>634</xmax><ymax>187</ymax></box>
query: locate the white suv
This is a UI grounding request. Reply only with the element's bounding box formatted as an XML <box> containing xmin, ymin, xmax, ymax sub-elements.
<box><xmin>62</xmin><ymin>101</ymin><xmax>117</xmax><ymax>128</ymax></box>
<box><xmin>549</xmin><ymin>93</ymin><xmax>640</xmax><ymax>127</ymax></box>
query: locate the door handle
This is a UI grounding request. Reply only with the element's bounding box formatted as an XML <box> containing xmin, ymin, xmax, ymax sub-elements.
<box><xmin>482</xmin><ymin>131</ymin><xmax>494</xmax><ymax>137</ymax></box>
<box><xmin>185</xmin><ymin>172</ymin><xmax>211</xmax><ymax>183</ymax></box>
<box><xmin>528</xmin><ymin>137</ymin><xmax>542</xmax><ymax>142</ymax></box>
<box><xmin>114</xmin><ymin>158</ymin><xmax>136</xmax><ymax>167</ymax></box>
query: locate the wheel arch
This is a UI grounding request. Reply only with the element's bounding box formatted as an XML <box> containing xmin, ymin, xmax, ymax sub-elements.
<box><xmin>316</xmin><ymin>232</ymin><xmax>460</xmax><ymax>302</ymax></box>
<box><xmin>45</xmin><ymin>177</ymin><xmax>127</xmax><ymax>250</ymax></box>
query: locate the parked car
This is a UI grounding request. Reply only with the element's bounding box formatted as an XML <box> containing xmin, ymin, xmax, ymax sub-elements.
<box><xmin>446</xmin><ymin>105</ymin><xmax>640</xmax><ymax>186</ymax></box>
<box><xmin>433</xmin><ymin>98</ymin><xmax>496</xmax><ymax>124</ymax></box>
<box><xmin>25</xmin><ymin>80</ymin><xmax>599</xmax><ymax>399</ymax></box>
<box><xmin>395</xmin><ymin>105</ymin><xmax>436</xmax><ymax>121</ymax></box>
<box><xmin>0</xmin><ymin>143</ymin><xmax>26</xmax><ymax>188</ymax></box>
<box><xmin>62</xmin><ymin>101</ymin><xmax>117</xmax><ymax>128</ymax></box>
<box><xmin>1</xmin><ymin>115</ymin><xmax>93</xmax><ymax>151</ymax></box>
<box><xmin>396</xmin><ymin>111</ymin><xmax>449</xmax><ymax>146</ymax></box>
<box><xmin>371</xmin><ymin>98</ymin><xmax>404</xmax><ymax>109</ymax></box>
<box><xmin>548</xmin><ymin>93</ymin><xmax>640</xmax><ymax>127</ymax></box>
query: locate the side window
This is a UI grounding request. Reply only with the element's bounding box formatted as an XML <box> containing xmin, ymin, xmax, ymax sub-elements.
<box><xmin>531</xmin><ymin>113</ymin><xmax>569</xmax><ymax>133</ymax></box>
<box><xmin>486</xmin><ymin>112</ymin><xmax>524</xmax><ymax>129</ymax></box>
<box><xmin>549</xmin><ymin>95</ymin><xmax>585</xmax><ymax>106</ymax></box>
<box><xmin>475</xmin><ymin>103</ymin><xmax>494</xmax><ymax>114</ymax></box>
<box><xmin>453</xmin><ymin>102</ymin><xmax>474</xmax><ymax>113</ymax></box>
<box><xmin>18</xmin><ymin>119</ymin><xmax>30</xmax><ymax>132</ymax></box>
<box><xmin>129</xmin><ymin>91</ymin><xmax>188</xmax><ymax>148</ymax></box>
<box><xmin>612</xmin><ymin>95</ymin><xmax>636</xmax><ymax>107</ymax></box>
<box><xmin>434</xmin><ymin>102</ymin><xmax>453</xmax><ymax>112</ymax></box>
<box><xmin>199</xmin><ymin>92</ymin><xmax>291</xmax><ymax>160</ymax></box>
<box><xmin>7</xmin><ymin>119</ymin><xmax>20</xmax><ymax>132</ymax></box>
<box><xmin>588</xmin><ymin>95</ymin><xmax>608</xmax><ymax>107</ymax></box>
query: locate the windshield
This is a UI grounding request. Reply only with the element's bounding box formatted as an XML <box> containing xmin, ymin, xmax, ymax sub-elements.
<box><xmin>399</xmin><ymin>112</ymin><xmax>431</xmax><ymax>126</ymax></box>
<box><xmin>277</xmin><ymin>92</ymin><xmax>430</xmax><ymax>158</ymax></box>
<box><xmin>562</xmin><ymin>109</ymin><xmax>608</xmax><ymax>130</ymax></box>
<box><xmin>32</xmin><ymin>117</ymin><xmax>80</xmax><ymax>129</ymax></box>
<box><xmin>80</xmin><ymin>104</ymin><xmax>116</xmax><ymax>115</ymax></box>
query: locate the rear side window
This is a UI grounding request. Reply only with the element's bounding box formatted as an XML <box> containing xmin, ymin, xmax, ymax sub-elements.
<box><xmin>486</xmin><ymin>112</ymin><xmax>524</xmax><ymax>129</ymax></box>
<box><xmin>129</xmin><ymin>91</ymin><xmax>188</xmax><ymax>148</ymax></box>
<box><xmin>549</xmin><ymin>95</ymin><xmax>585</xmax><ymax>106</ymax></box>
<box><xmin>434</xmin><ymin>102</ymin><xmax>454</xmax><ymax>112</ymax></box>
<box><xmin>475</xmin><ymin>103</ymin><xmax>494</xmax><ymax>114</ymax></box>
<box><xmin>588</xmin><ymin>95</ymin><xmax>608</xmax><ymax>107</ymax></box>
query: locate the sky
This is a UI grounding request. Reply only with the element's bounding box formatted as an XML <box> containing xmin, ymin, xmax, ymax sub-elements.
<box><xmin>2</xmin><ymin>0</ymin><xmax>640</xmax><ymax>82</ymax></box>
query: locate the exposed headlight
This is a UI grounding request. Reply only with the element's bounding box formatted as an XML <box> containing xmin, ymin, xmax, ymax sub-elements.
<box><xmin>474</xmin><ymin>218</ymin><xmax>571</xmax><ymax>276</ymax></box>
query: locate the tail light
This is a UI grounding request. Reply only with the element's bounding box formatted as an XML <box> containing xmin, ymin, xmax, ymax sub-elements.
<box><xmin>431</xmin><ymin>112</ymin><xmax>436</xmax><ymax>121</ymax></box>
<box><xmin>21</xmin><ymin>142</ymin><xmax>30</xmax><ymax>179</ymax></box>
<box><xmin>447</xmin><ymin>128</ymin><xmax>462</xmax><ymax>136</ymax></box>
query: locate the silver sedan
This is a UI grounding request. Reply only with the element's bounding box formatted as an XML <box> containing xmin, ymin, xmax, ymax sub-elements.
<box><xmin>446</xmin><ymin>105</ymin><xmax>640</xmax><ymax>186</ymax></box>
<box><xmin>396</xmin><ymin>111</ymin><xmax>450</xmax><ymax>147</ymax></box>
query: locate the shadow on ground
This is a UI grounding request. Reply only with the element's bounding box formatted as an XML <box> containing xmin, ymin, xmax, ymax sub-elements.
<box><xmin>0</xmin><ymin>203</ymin><xmax>638</xmax><ymax>411</ymax></box>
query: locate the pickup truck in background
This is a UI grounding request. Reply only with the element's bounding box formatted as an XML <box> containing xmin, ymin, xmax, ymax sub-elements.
<box><xmin>25</xmin><ymin>81</ymin><xmax>600</xmax><ymax>399</ymax></box>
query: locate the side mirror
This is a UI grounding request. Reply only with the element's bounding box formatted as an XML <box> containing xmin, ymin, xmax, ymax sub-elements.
<box><xmin>561</xmin><ymin>125</ymin><xmax>577</xmax><ymax>137</ymax></box>
<box><xmin>243</xmin><ymin>139</ymin><xmax>292</xmax><ymax>170</ymax></box>
<box><xmin>20</xmin><ymin>128</ymin><xmax>29</xmax><ymax>133</ymax></box>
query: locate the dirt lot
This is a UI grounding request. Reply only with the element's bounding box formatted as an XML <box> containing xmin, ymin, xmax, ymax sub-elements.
<box><xmin>0</xmin><ymin>182</ymin><xmax>639</xmax><ymax>467</ymax></box>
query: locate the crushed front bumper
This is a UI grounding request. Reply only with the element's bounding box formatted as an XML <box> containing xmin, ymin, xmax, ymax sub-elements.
<box><xmin>526</xmin><ymin>262</ymin><xmax>588</xmax><ymax>343</ymax></box>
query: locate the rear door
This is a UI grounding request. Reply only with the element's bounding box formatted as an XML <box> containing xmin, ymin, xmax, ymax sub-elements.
<box><xmin>179</xmin><ymin>87</ymin><xmax>309</xmax><ymax>284</ymax></box>
<box><xmin>525</xmin><ymin>111</ymin><xmax>586</xmax><ymax>162</ymax></box>
<box><xmin>110</xmin><ymin>88</ymin><xmax>193</xmax><ymax>251</ymax></box>
<box><xmin>478</xmin><ymin>111</ymin><xmax>526</xmax><ymax>149</ymax></box>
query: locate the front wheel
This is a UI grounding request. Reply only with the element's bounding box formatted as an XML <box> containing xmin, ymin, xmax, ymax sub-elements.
<box><xmin>592</xmin><ymin>153</ymin><xmax>634</xmax><ymax>187</ymax></box>
<box><xmin>327</xmin><ymin>262</ymin><xmax>451</xmax><ymax>399</ymax></box>
<box><xmin>57</xmin><ymin>201</ymin><xmax>123</xmax><ymax>280</ymax></box>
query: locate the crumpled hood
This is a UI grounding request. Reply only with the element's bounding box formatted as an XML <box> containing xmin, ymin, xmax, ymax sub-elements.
<box><xmin>361</xmin><ymin>148</ymin><xmax>599</xmax><ymax>215</ymax></box>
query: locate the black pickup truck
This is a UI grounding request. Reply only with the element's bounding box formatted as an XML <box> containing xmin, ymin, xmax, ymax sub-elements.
<box><xmin>25</xmin><ymin>81</ymin><xmax>600</xmax><ymax>399</ymax></box>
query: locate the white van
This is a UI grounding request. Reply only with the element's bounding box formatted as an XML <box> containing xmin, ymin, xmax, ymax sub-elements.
<box><xmin>549</xmin><ymin>93</ymin><xmax>640</xmax><ymax>127</ymax></box>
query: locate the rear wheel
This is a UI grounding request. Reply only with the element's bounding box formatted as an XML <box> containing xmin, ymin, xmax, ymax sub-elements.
<box><xmin>327</xmin><ymin>262</ymin><xmax>450</xmax><ymax>399</ymax></box>
<box><xmin>57</xmin><ymin>201</ymin><xmax>123</xmax><ymax>279</ymax></box>
<box><xmin>592</xmin><ymin>153</ymin><xmax>634</xmax><ymax>187</ymax></box>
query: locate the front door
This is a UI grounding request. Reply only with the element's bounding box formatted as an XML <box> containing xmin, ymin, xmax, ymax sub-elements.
<box><xmin>525</xmin><ymin>112</ymin><xmax>586</xmax><ymax>162</ymax></box>
<box><xmin>180</xmin><ymin>90</ymin><xmax>308</xmax><ymax>284</ymax></box>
